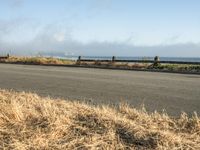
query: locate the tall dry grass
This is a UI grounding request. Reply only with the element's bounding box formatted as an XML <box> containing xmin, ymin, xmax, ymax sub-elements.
<box><xmin>0</xmin><ymin>89</ymin><xmax>200</xmax><ymax>149</ymax></box>
<box><xmin>2</xmin><ymin>56</ymin><xmax>75</xmax><ymax>65</ymax></box>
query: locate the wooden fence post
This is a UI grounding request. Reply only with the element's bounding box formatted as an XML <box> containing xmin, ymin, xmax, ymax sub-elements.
<box><xmin>154</xmin><ymin>56</ymin><xmax>160</xmax><ymax>66</ymax></box>
<box><xmin>78</xmin><ymin>56</ymin><xmax>81</xmax><ymax>61</ymax></box>
<box><xmin>77</xmin><ymin>56</ymin><xmax>81</xmax><ymax>65</ymax></box>
<box><xmin>112</xmin><ymin>56</ymin><xmax>116</xmax><ymax>63</ymax></box>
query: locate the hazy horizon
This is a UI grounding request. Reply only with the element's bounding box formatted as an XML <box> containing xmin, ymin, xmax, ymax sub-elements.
<box><xmin>1</xmin><ymin>0</ymin><xmax>200</xmax><ymax>57</ymax></box>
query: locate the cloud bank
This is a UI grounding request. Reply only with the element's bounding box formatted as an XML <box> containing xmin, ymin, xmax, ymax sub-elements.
<box><xmin>1</xmin><ymin>35</ymin><xmax>200</xmax><ymax>57</ymax></box>
<box><xmin>0</xmin><ymin>2</ymin><xmax>200</xmax><ymax>58</ymax></box>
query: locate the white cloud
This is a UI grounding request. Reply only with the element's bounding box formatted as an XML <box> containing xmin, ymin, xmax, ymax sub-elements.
<box><xmin>0</xmin><ymin>17</ymin><xmax>200</xmax><ymax>57</ymax></box>
<box><xmin>54</xmin><ymin>32</ymin><xmax>67</xmax><ymax>42</ymax></box>
<box><xmin>1</xmin><ymin>34</ymin><xmax>200</xmax><ymax>57</ymax></box>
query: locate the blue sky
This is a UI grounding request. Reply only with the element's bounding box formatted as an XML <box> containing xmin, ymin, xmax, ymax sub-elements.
<box><xmin>0</xmin><ymin>0</ymin><xmax>200</xmax><ymax>57</ymax></box>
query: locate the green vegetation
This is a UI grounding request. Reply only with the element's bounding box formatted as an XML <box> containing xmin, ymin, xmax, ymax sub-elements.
<box><xmin>0</xmin><ymin>89</ymin><xmax>200</xmax><ymax>149</ymax></box>
<box><xmin>79</xmin><ymin>61</ymin><xmax>200</xmax><ymax>72</ymax></box>
<box><xmin>151</xmin><ymin>64</ymin><xmax>200</xmax><ymax>72</ymax></box>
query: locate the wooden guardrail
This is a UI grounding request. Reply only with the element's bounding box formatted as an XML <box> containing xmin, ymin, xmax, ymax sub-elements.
<box><xmin>77</xmin><ymin>56</ymin><xmax>200</xmax><ymax>65</ymax></box>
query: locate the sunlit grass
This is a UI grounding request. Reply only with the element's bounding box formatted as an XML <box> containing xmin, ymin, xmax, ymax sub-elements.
<box><xmin>2</xmin><ymin>56</ymin><xmax>75</xmax><ymax>65</ymax></box>
<box><xmin>0</xmin><ymin>89</ymin><xmax>200</xmax><ymax>149</ymax></box>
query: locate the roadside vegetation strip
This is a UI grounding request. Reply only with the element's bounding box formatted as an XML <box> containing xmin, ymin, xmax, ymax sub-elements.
<box><xmin>0</xmin><ymin>56</ymin><xmax>75</xmax><ymax>65</ymax></box>
<box><xmin>0</xmin><ymin>56</ymin><xmax>200</xmax><ymax>73</ymax></box>
<box><xmin>151</xmin><ymin>64</ymin><xmax>200</xmax><ymax>72</ymax></box>
<box><xmin>0</xmin><ymin>90</ymin><xmax>200</xmax><ymax>149</ymax></box>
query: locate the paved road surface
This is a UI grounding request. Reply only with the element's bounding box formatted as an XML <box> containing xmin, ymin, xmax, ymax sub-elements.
<box><xmin>0</xmin><ymin>63</ymin><xmax>200</xmax><ymax>116</ymax></box>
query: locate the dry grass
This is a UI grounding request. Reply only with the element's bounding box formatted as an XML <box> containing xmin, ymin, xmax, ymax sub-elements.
<box><xmin>78</xmin><ymin>61</ymin><xmax>149</xmax><ymax>69</ymax></box>
<box><xmin>0</xmin><ymin>90</ymin><xmax>200</xmax><ymax>149</ymax></box>
<box><xmin>78</xmin><ymin>61</ymin><xmax>200</xmax><ymax>72</ymax></box>
<box><xmin>1</xmin><ymin>56</ymin><xmax>199</xmax><ymax>72</ymax></box>
<box><xmin>2</xmin><ymin>56</ymin><xmax>75</xmax><ymax>65</ymax></box>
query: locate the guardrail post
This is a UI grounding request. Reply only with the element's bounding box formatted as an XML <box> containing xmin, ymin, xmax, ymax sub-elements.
<box><xmin>112</xmin><ymin>56</ymin><xmax>116</xmax><ymax>63</ymax></box>
<box><xmin>77</xmin><ymin>56</ymin><xmax>81</xmax><ymax>65</ymax></box>
<box><xmin>78</xmin><ymin>56</ymin><xmax>81</xmax><ymax>61</ymax></box>
<box><xmin>154</xmin><ymin>56</ymin><xmax>160</xmax><ymax>66</ymax></box>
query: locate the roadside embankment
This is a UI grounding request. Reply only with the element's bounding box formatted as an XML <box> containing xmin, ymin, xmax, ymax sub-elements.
<box><xmin>0</xmin><ymin>89</ymin><xmax>200</xmax><ymax>149</ymax></box>
<box><xmin>0</xmin><ymin>56</ymin><xmax>200</xmax><ymax>74</ymax></box>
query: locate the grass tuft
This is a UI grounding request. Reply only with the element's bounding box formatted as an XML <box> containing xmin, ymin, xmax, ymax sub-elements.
<box><xmin>0</xmin><ymin>89</ymin><xmax>200</xmax><ymax>149</ymax></box>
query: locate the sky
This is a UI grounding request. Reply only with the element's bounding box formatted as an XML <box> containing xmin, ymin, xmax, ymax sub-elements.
<box><xmin>0</xmin><ymin>0</ymin><xmax>200</xmax><ymax>57</ymax></box>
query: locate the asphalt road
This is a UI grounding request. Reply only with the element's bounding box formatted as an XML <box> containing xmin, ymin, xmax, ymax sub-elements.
<box><xmin>0</xmin><ymin>63</ymin><xmax>200</xmax><ymax>116</ymax></box>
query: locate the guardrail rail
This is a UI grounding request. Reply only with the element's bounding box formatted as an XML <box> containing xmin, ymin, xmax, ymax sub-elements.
<box><xmin>77</xmin><ymin>56</ymin><xmax>200</xmax><ymax>65</ymax></box>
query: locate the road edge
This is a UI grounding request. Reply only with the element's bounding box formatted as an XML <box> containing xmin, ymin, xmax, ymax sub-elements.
<box><xmin>0</xmin><ymin>62</ymin><xmax>200</xmax><ymax>75</ymax></box>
